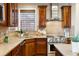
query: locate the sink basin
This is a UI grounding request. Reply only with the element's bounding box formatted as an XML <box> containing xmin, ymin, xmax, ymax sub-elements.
<box><xmin>8</xmin><ymin>32</ymin><xmax>20</xmax><ymax>37</ymax></box>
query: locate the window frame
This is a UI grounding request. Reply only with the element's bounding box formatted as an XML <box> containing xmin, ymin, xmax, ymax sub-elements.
<box><xmin>50</xmin><ymin>3</ymin><xmax>60</xmax><ymax>21</ymax></box>
<box><xmin>18</xmin><ymin>8</ymin><xmax>37</xmax><ymax>31</ymax></box>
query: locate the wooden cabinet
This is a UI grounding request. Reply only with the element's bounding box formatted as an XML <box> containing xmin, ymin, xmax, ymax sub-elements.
<box><xmin>61</xmin><ymin>6</ymin><xmax>71</xmax><ymax>28</ymax></box>
<box><xmin>6</xmin><ymin>38</ymin><xmax>47</xmax><ymax>56</ymax></box>
<box><xmin>50</xmin><ymin>44</ymin><xmax>63</xmax><ymax>56</ymax></box>
<box><xmin>38</xmin><ymin>6</ymin><xmax>47</xmax><ymax>28</ymax></box>
<box><xmin>23</xmin><ymin>38</ymin><xmax>47</xmax><ymax>56</ymax></box>
<box><xmin>36</xmin><ymin>38</ymin><xmax>47</xmax><ymax>56</ymax></box>
<box><xmin>24</xmin><ymin>39</ymin><xmax>35</xmax><ymax>56</ymax></box>
<box><xmin>54</xmin><ymin>47</ymin><xmax>63</xmax><ymax>56</ymax></box>
<box><xmin>7</xmin><ymin>3</ymin><xmax>18</xmax><ymax>27</ymax></box>
<box><xmin>20</xmin><ymin>40</ymin><xmax>26</xmax><ymax>56</ymax></box>
<box><xmin>11</xmin><ymin>45</ymin><xmax>21</xmax><ymax>56</ymax></box>
<box><xmin>6</xmin><ymin>44</ymin><xmax>21</xmax><ymax>56</ymax></box>
<box><xmin>0</xmin><ymin>3</ymin><xmax>8</xmax><ymax>26</ymax></box>
<box><xmin>55</xmin><ymin>50</ymin><xmax>63</xmax><ymax>56</ymax></box>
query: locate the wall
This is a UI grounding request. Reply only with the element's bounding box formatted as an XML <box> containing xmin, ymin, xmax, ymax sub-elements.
<box><xmin>46</xmin><ymin>3</ymin><xmax>72</xmax><ymax>35</ymax></box>
<box><xmin>18</xmin><ymin>3</ymin><xmax>50</xmax><ymax>31</ymax></box>
<box><xmin>50</xmin><ymin>3</ymin><xmax>72</xmax><ymax>20</ymax></box>
<box><xmin>46</xmin><ymin>21</ymin><xmax>64</xmax><ymax>35</ymax></box>
<box><xmin>0</xmin><ymin>3</ymin><xmax>76</xmax><ymax>34</ymax></box>
<box><xmin>70</xmin><ymin>3</ymin><xmax>76</xmax><ymax>36</ymax></box>
<box><xmin>0</xmin><ymin>26</ymin><xmax>8</xmax><ymax>32</ymax></box>
<box><xmin>72</xmin><ymin>4</ymin><xmax>79</xmax><ymax>35</ymax></box>
<box><xmin>17</xmin><ymin>3</ymin><xmax>67</xmax><ymax>34</ymax></box>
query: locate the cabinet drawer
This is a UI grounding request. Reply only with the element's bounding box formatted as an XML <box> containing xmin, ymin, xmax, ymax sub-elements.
<box><xmin>25</xmin><ymin>39</ymin><xmax>35</xmax><ymax>43</ymax></box>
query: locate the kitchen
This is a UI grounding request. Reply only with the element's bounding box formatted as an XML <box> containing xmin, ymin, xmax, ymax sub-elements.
<box><xmin>0</xmin><ymin>3</ymin><xmax>79</xmax><ymax>56</ymax></box>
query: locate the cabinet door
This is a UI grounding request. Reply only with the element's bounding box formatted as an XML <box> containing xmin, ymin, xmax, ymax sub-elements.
<box><xmin>38</xmin><ymin>6</ymin><xmax>47</xmax><ymax>28</ymax></box>
<box><xmin>66</xmin><ymin>7</ymin><xmax>71</xmax><ymax>28</ymax></box>
<box><xmin>0</xmin><ymin>3</ymin><xmax>8</xmax><ymax>26</ymax></box>
<box><xmin>24</xmin><ymin>39</ymin><xmax>35</xmax><ymax>56</ymax></box>
<box><xmin>14</xmin><ymin>4</ymin><xmax>18</xmax><ymax>26</ymax></box>
<box><xmin>20</xmin><ymin>40</ymin><xmax>26</xmax><ymax>56</ymax></box>
<box><xmin>11</xmin><ymin>45</ymin><xmax>21</xmax><ymax>56</ymax></box>
<box><xmin>62</xmin><ymin>7</ymin><xmax>67</xmax><ymax>27</ymax></box>
<box><xmin>61</xmin><ymin>6</ymin><xmax>71</xmax><ymax>28</ymax></box>
<box><xmin>36</xmin><ymin>38</ymin><xmax>47</xmax><ymax>56</ymax></box>
<box><xmin>7</xmin><ymin>3</ymin><xmax>18</xmax><ymax>27</ymax></box>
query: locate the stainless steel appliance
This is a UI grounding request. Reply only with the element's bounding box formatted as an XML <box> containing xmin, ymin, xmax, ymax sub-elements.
<box><xmin>47</xmin><ymin>36</ymin><xmax>65</xmax><ymax>56</ymax></box>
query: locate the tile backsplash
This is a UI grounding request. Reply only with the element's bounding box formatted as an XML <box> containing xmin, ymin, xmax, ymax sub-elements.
<box><xmin>0</xmin><ymin>21</ymin><xmax>64</xmax><ymax>36</ymax></box>
<box><xmin>46</xmin><ymin>21</ymin><xmax>64</xmax><ymax>36</ymax></box>
<box><xmin>8</xmin><ymin>27</ymin><xmax>18</xmax><ymax>32</ymax></box>
<box><xmin>0</xmin><ymin>26</ymin><xmax>18</xmax><ymax>33</ymax></box>
<box><xmin>0</xmin><ymin>26</ymin><xmax>8</xmax><ymax>32</ymax></box>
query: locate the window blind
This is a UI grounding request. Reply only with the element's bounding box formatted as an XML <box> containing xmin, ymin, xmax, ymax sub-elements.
<box><xmin>20</xmin><ymin>10</ymin><xmax>35</xmax><ymax>31</ymax></box>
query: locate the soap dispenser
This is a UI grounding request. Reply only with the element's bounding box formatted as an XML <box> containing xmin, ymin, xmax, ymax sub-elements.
<box><xmin>4</xmin><ymin>33</ymin><xmax>8</xmax><ymax>43</ymax></box>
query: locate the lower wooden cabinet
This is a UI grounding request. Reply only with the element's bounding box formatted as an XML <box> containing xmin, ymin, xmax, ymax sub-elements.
<box><xmin>20</xmin><ymin>40</ymin><xmax>26</xmax><ymax>56</ymax></box>
<box><xmin>55</xmin><ymin>49</ymin><xmax>63</xmax><ymax>56</ymax></box>
<box><xmin>6</xmin><ymin>38</ymin><xmax>47</xmax><ymax>56</ymax></box>
<box><xmin>35</xmin><ymin>38</ymin><xmax>47</xmax><ymax>56</ymax></box>
<box><xmin>6</xmin><ymin>44</ymin><xmax>21</xmax><ymax>56</ymax></box>
<box><xmin>11</xmin><ymin>45</ymin><xmax>21</xmax><ymax>56</ymax></box>
<box><xmin>23</xmin><ymin>38</ymin><xmax>47</xmax><ymax>56</ymax></box>
<box><xmin>24</xmin><ymin>39</ymin><xmax>35</xmax><ymax>56</ymax></box>
<box><xmin>50</xmin><ymin>44</ymin><xmax>63</xmax><ymax>56</ymax></box>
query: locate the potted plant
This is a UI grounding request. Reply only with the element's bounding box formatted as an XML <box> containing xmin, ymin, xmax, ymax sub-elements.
<box><xmin>20</xmin><ymin>29</ymin><xmax>24</xmax><ymax>37</ymax></box>
<box><xmin>15</xmin><ymin>29</ymin><xmax>24</xmax><ymax>38</ymax></box>
<box><xmin>4</xmin><ymin>33</ymin><xmax>9</xmax><ymax>43</ymax></box>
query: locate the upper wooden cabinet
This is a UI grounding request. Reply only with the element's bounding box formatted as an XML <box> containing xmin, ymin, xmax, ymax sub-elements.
<box><xmin>7</xmin><ymin>3</ymin><xmax>18</xmax><ymax>27</ymax></box>
<box><xmin>38</xmin><ymin>6</ymin><xmax>47</xmax><ymax>28</ymax></box>
<box><xmin>61</xmin><ymin>6</ymin><xmax>71</xmax><ymax>28</ymax></box>
<box><xmin>0</xmin><ymin>3</ymin><xmax>8</xmax><ymax>26</ymax></box>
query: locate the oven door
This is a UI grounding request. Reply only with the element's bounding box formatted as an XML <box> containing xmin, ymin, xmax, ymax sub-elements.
<box><xmin>47</xmin><ymin>43</ymin><xmax>56</xmax><ymax>56</ymax></box>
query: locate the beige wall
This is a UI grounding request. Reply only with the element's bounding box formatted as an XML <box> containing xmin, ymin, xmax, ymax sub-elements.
<box><xmin>0</xmin><ymin>26</ymin><xmax>8</xmax><ymax>32</ymax></box>
<box><xmin>46</xmin><ymin>21</ymin><xmax>64</xmax><ymax>35</ymax></box>
<box><xmin>73</xmin><ymin>4</ymin><xmax>79</xmax><ymax>35</ymax></box>
<box><xmin>18</xmin><ymin>3</ymin><xmax>50</xmax><ymax>31</ymax></box>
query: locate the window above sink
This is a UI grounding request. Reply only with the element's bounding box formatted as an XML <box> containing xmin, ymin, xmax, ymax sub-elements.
<box><xmin>49</xmin><ymin>3</ymin><xmax>61</xmax><ymax>21</ymax></box>
<box><xmin>51</xmin><ymin>5</ymin><xmax>59</xmax><ymax>20</ymax></box>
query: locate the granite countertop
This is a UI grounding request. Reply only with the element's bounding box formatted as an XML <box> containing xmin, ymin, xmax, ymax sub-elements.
<box><xmin>53</xmin><ymin>43</ymin><xmax>73</xmax><ymax>56</ymax></box>
<box><xmin>0</xmin><ymin>31</ymin><xmax>73</xmax><ymax>56</ymax></box>
<box><xmin>0</xmin><ymin>37</ymin><xmax>25</xmax><ymax>56</ymax></box>
<box><xmin>0</xmin><ymin>35</ymin><xmax>46</xmax><ymax>56</ymax></box>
